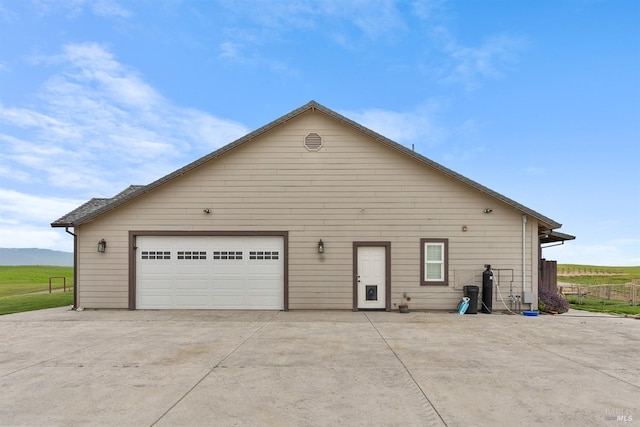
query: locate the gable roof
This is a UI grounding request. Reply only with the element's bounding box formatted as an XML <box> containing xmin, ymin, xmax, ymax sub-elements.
<box><xmin>52</xmin><ymin>100</ymin><xmax>563</xmax><ymax>230</ymax></box>
<box><xmin>53</xmin><ymin>185</ymin><xmax>144</xmax><ymax>227</ymax></box>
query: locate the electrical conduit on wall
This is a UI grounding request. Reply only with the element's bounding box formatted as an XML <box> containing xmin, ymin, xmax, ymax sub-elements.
<box><xmin>522</xmin><ymin>215</ymin><xmax>527</xmax><ymax>309</ymax></box>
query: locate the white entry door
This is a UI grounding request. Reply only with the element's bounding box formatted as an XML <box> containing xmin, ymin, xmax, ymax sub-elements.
<box><xmin>357</xmin><ymin>246</ymin><xmax>386</xmax><ymax>309</ymax></box>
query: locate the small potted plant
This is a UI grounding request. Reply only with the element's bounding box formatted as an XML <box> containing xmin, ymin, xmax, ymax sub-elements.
<box><xmin>398</xmin><ymin>293</ymin><xmax>411</xmax><ymax>313</ymax></box>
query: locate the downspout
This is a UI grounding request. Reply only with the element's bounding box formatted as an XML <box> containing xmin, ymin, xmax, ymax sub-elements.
<box><xmin>522</xmin><ymin>215</ymin><xmax>527</xmax><ymax>305</ymax></box>
<box><xmin>65</xmin><ymin>227</ymin><xmax>78</xmax><ymax>309</ymax></box>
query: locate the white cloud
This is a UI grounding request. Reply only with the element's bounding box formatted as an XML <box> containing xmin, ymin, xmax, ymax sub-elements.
<box><xmin>219</xmin><ymin>41</ymin><xmax>241</xmax><ymax>60</ymax></box>
<box><xmin>0</xmin><ymin>42</ymin><xmax>249</xmax><ymax>196</ymax></box>
<box><xmin>178</xmin><ymin>109</ymin><xmax>250</xmax><ymax>149</ymax></box>
<box><xmin>0</xmin><ymin>42</ymin><xmax>251</xmax><ymax>251</ymax></box>
<box><xmin>0</xmin><ymin>226</ymin><xmax>75</xmax><ymax>252</ymax></box>
<box><xmin>411</xmin><ymin>0</ymin><xmax>448</xmax><ymax>21</ymax></box>
<box><xmin>340</xmin><ymin>102</ymin><xmax>449</xmax><ymax>147</ymax></box>
<box><xmin>91</xmin><ymin>0</ymin><xmax>132</xmax><ymax>18</ymax></box>
<box><xmin>409</xmin><ymin>0</ymin><xmax>528</xmax><ymax>90</ymax></box>
<box><xmin>430</xmin><ymin>27</ymin><xmax>526</xmax><ymax>90</ymax></box>
<box><xmin>53</xmin><ymin>43</ymin><xmax>163</xmax><ymax>109</ymax></box>
<box><xmin>31</xmin><ymin>0</ymin><xmax>131</xmax><ymax>19</ymax></box>
<box><xmin>0</xmin><ymin>189</ymin><xmax>84</xmax><ymax>224</ymax></box>
<box><xmin>0</xmin><ymin>189</ymin><xmax>83</xmax><ymax>251</ymax></box>
<box><xmin>349</xmin><ymin>1</ymin><xmax>407</xmax><ymax>39</ymax></box>
<box><xmin>340</xmin><ymin>102</ymin><xmax>502</xmax><ymax>169</ymax></box>
<box><xmin>0</xmin><ymin>105</ymin><xmax>65</xmax><ymax>130</ymax></box>
<box><xmin>216</xmin><ymin>0</ymin><xmax>408</xmax><ymax>65</ymax></box>
<box><xmin>215</xmin><ymin>1</ymin><xmax>525</xmax><ymax>89</ymax></box>
<box><xmin>220</xmin><ymin>0</ymin><xmax>407</xmax><ymax>37</ymax></box>
<box><xmin>543</xmin><ymin>239</ymin><xmax>640</xmax><ymax>267</ymax></box>
<box><xmin>0</xmin><ymin>166</ymin><xmax>30</xmax><ymax>183</ymax></box>
<box><xmin>0</xmin><ymin>3</ymin><xmax>16</xmax><ymax>21</ymax></box>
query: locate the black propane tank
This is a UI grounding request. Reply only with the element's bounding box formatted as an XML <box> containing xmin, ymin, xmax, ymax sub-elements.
<box><xmin>482</xmin><ymin>265</ymin><xmax>493</xmax><ymax>313</ymax></box>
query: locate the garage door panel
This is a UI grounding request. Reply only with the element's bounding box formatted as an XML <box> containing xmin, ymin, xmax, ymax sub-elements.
<box><xmin>174</xmin><ymin>295</ymin><xmax>210</xmax><ymax>308</ymax></box>
<box><xmin>173</xmin><ymin>265</ymin><xmax>209</xmax><ymax>274</ymax></box>
<box><xmin>247</xmin><ymin>274</ymin><xmax>282</xmax><ymax>285</ymax></box>
<box><xmin>136</xmin><ymin>235</ymin><xmax>283</xmax><ymax>310</ymax></box>
<box><xmin>139</xmin><ymin>278</ymin><xmax>173</xmax><ymax>290</ymax></box>
<box><xmin>210</xmin><ymin>295</ymin><xmax>248</xmax><ymax>308</ymax></box>
<box><xmin>138</xmin><ymin>264</ymin><xmax>173</xmax><ymax>274</ymax></box>
<box><xmin>248</xmin><ymin>266</ymin><xmax>282</xmax><ymax>275</ymax></box>
<box><xmin>138</xmin><ymin>295</ymin><xmax>173</xmax><ymax>308</ymax></box>
<box><xmin>211</xmin><ymin>267</ymin><xmax>247</xmax><ymax>275</ymax></box>
<box><xmin>248</xmin><ymin>279</ymin><xmax>282</xmax><ymax>290</ymax></box>
<box><xmin>210</xmin><ymin>277</ymin><xmax>246</xmax><ymax>286</ymax></box>
<box><xmin>247</xmin><ymin>292</ymin><xmax>281</xmax><ymax>305</ymax></box>
<box><xmin>174</xmin><ymin>279</ymin><xmax>208</xmax><ymax>290</ymax></box>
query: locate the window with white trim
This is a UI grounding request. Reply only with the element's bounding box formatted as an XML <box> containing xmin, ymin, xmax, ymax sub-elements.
<box><xmin>420</xmin><ymin>238</ymin><xmax>448</xmax><ymax>286</ymax></box>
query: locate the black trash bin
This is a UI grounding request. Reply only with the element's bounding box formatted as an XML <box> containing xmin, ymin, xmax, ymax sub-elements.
<box><xmin>463</xmin><ymin>285</ymin><xmax>479</xmax><ymax>314</ymax></box>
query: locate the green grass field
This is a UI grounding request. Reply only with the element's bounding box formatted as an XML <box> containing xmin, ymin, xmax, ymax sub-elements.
<box><xmin>0</xmin><ymin>292</ymin><xmax>74</xmax><ymax>316</ymax></box>
<box><xmin>565</xmin><ymin>295</ymin><xmax>640</xmax><ymax>315</ymax></box>
<box><xmin>558</xmin><ymin>264</ymin><xmax>640</xmax><ymax>285</ymax></box>
<box><xmin>558</xmin><ymin>264</ymin><xmax>640</xmax><ymax>315</ymax></box>
<box><xmin>0</xmin><ymin>266</ymin><xmax>74</xmax><ymax>315</ymax></box>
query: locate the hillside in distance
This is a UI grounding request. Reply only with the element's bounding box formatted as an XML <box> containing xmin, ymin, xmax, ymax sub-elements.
<box><xmin>0</xmin><ymin>248</ymin><xmax>73</xmax><ymax>266</ymax></box>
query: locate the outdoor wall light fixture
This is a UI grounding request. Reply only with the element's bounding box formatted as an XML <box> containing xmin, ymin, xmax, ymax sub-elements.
<box><xmin>483</xmin><ymin>208</ymin><xmax>493</xmax><ymax>214</ymax></box>
<box><xmin>317</xmin><ymin>239</ymin><xmax>324</xmax><ymax>254</ymax></box>
<box><xmin>203</xmin><ymin>208</ymin><xmax>211</xmax><ymax>214</ymax></box>
<box><xmin>97</xmin><ymin>239</ymin><xmax>107</xmax><ymax>253</ymax></box>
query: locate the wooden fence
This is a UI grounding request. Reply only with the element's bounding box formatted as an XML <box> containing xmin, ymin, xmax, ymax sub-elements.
<box><xmin>540</xmin><ymin>259</ymin><xmax>557</xmax><ymax>293</ymax></box>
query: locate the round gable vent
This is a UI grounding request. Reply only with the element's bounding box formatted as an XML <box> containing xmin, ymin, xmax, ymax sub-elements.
<box><xmin>304</xmin><ymin>133</ymin><xmax>323</xmax><ymax>151</ymax></box>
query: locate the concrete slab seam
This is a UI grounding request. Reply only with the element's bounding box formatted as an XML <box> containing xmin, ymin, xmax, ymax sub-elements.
<box><xmin>0</xmin><ymin>323</ymin><xmax>132</xmax><ymax>380</ymax></box>
<box><xmin>363</xmin><ymin>313</ymin><xmax>448</xmax><ymax>426</ymax></box>
<box><xmin>149</xmin><ymin>310</ymin><xmax>281</xmax><ymax>426</ymax></box>
<box><xmin>528</xmin><ymin>342</ymin><xmax>640</xmax><ymax>391</ymax></box>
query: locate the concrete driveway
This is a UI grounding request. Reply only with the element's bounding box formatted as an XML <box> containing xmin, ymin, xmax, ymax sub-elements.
<box><xmin>0</xmin><ymin>308</ymin><xmax>638</xmax><ymax>426</ymax></box>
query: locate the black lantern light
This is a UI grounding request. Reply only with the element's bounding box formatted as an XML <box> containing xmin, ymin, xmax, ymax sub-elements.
<box><xmin>97</xmin><ymin>239</ymin><xmax>107</xmax><ymax>253</ymax></box>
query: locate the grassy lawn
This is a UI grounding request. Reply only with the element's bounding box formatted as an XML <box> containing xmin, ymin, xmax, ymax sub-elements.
<box><xmin>565</xmin><ymin>296</ymin><xmax>640</xmax><ymax>316</ymax></box>
<box><xmin>558</xmin><ymin>264</ymin><xmax>640</xmax><ymax>285</ymax></box>
<box><xmin>0</xmin><ymin>266</ymin><xmax>74</xmax><ymax>315</ymax></box>
<box><xmin>0</xmin><ymin>292</ymin><xmax>73</xmax><ymax>316</ymax></box>
<box><xmin>558</xmin><ymin>264</ymin><xmax>640</xmax><ymax>316</ymax></box>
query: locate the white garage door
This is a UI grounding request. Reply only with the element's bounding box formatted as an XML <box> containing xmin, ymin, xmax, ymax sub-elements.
<box><xmin>136</xmin><ymin>235</ymin><xmax>284</xmax><ymax>309</ymax></box>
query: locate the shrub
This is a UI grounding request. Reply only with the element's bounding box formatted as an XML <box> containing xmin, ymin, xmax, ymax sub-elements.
<box><xmin>538</xmin><ymin>285</ymin><xmax>569</xmax><ymax>314</ymax></box>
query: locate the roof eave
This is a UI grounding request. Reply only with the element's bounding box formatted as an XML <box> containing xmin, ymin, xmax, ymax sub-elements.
<box><xmin>540</xmin><ymin>230</ymin><xmax>576</xmax><ymax>244</ymax></box>
<box><xmin>51</xmin><ymin>222</ymin><xmax>74</xmax><ymax>228</ymax></box>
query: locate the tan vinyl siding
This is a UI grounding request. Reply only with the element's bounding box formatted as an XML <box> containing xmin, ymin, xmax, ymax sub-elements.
<box><xmin>75</xmin><ymin>109</ymin><xmax>540</xmax><ymax>310</ymax></box>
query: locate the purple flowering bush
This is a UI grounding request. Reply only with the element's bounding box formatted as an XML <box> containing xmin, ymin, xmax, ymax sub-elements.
<box><xmin>538</xmin><ymin>285</ymin><xmax>569</xmax><ymax>314</ymax></box>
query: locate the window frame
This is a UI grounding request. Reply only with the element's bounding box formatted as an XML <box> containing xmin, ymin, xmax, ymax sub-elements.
<box><xmin>420</xmin><ymin>238</ymin><xmax>449</xmax><ymax>286</ymax></box>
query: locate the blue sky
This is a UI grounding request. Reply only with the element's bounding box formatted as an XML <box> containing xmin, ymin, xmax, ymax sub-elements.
<box><xmin>0</xmin><ymin>0</ymin><xmax>638</xmax><ymax>265</ymax></box>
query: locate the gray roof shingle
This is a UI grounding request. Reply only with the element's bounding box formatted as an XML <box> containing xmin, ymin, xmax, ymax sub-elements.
<box><xmin>51</xmin><ymin>185</ymin><xmax>144</xmax><ymax>227</ymax></box>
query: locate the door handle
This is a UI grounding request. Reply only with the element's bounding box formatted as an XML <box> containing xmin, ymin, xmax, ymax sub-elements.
<box><xmin>357</xmin><ymin>275</ymin><xmax>361</xmax><ymax>283</ymax></box>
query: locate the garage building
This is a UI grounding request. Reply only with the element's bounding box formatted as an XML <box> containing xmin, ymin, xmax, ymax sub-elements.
<box><xmin>52</xmin><ymin>101</ymin><xmax>573</xmax><ymax>311</ymax></box>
